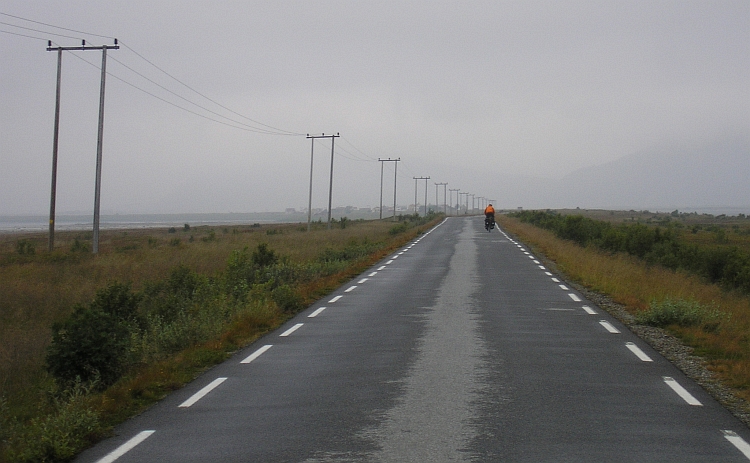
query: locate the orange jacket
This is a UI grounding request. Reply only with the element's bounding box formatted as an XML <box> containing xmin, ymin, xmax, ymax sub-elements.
<box><xmin>484</xmin><ymin>205</ymin><xmax>495</xmax><ymax>215</ymax></box>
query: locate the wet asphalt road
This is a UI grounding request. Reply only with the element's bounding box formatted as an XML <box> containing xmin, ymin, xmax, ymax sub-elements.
<box><xmin>76</xmin><ymin>217</ymin><xmax>750</xmax><ymax>462</ymax></box>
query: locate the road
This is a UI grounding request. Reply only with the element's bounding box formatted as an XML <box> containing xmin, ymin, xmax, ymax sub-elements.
<box><xmin>77</xmin><ymin>216</ymin><xmax>750</xmax><ymax>462</ymax></box>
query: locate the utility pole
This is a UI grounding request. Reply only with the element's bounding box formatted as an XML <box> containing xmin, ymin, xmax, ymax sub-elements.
<box><xmin>413</xmin><ymin>177</ymin><xmax>430</xmax><ymax>216</ymax></box>
<box><xmin>306</xmin><ymin>133</ymin><xmax>339</xmax><ymax>230</ymax></box>
<box><xmin>436</xmin><ymin>182</ymin><xmax>448</xmax><ymax>215</ymax></box>
<box><xmin>459</xmin><ymin>192</ymin><xmax>469</xmax><ymax>215</ymax></box>
<box><xmin>47</xmin><ymin>39</ymin><xmax>119</xmax><ymax>254</ymax></box>
<box><xmin>471</xmin><ymin>194</ymin><xmax>476</xmax><ymax>213</ymax></box>
<box><xmin>378</xmin><ymin>158</ymin><xmax>400</xmax><ymax>220</ymax></box>
<box><xmin>449</xmin><ymin>188</ymin><xmax>459</xmax><ymax>216</ymax></box>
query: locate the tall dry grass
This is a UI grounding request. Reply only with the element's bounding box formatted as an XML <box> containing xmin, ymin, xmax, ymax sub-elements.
<box><xmin>0</xmin><ymin>219</ymin><xmax>425</xmax><ymax>421</ymax></box>
<box><xmin>499</xmin><ymin>215</ymin><xmax>750</xmax><ymax>400</ymax></box>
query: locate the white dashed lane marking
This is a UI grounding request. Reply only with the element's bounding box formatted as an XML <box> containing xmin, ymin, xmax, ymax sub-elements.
<box><xmin>308</xmin><ymin>307</ymin><xmax>327</xmax><ymax>318</ymax></box>
<box><xmin>723</xmin><ymin>430</ymin><xmax>750</xmax><ymax>460</ymax></box>
<box><xmin>599</xmin><ymin>320</ymin><xmax>621</xmax><ymax>334</ymax></box>
<box><xmin>663</xmin><ymin>376</ymin><xmax>703</xmax><ymax>406</ymax></box>
<box><xmin>625</xmin><ymin>342</ymin><xmax>653</xmax><ymax>362</ymax></box>
<box><xmin>95</xmin><ymin>430</ymin><xmax>155</xmax><ymax>463</ymax></box>
<box><xmin>329</xmin><ymin>295</ymin><xmax>343</xmax><ymax>303</ymax></box>
<box><xmin>179</xmin><ymin>377</ymin><xmax>227</xmax><ymax>408</ymax></box>
<box><xmin>345</xmin><ymin>285</ymin><xmax>357</xmax><ymax>292</ymax></box>
<box><xmin>241</xmin><ymin>344</ymin><xmax>273</xmax><ymax>363</ymax></box>
<box><xmin>280</xmin><ymin>323</ymin><xmax>304</xmax><ymax>337</ymax></box>
<box><xmin>568</xmin><ymin>293</ymin><xmax>581</xmax><ymax>302</ymax></box>
<box><xmin>582</xmin><ymin>305</ymin><xmax>597</xmax><ymax>315</ymax></box>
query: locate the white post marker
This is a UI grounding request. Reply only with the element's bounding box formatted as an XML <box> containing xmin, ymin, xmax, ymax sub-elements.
<box><xmin>95</xmin><ymin>430</ymin><xmax>155</xmax><ymax>463</ymax></box>
<box><xmin>723</xmin><ymin>430</ymin><xmax>750</xmax><ymax>460</ymax></box>
<box><xmin>179</xmin><ymin>377</ymin><xmax>227</xmax><ymax>408</ymax></box>
<box><xmin>241</xmin><ymin>344</ymin><xmax>273</xmax><ymax>364</ymax></box>
<box><xmin>625</xmin><ymin>342</ymin><xmax>653</xmax><ymax>362</ymax></box>
<box><xmin>663</xmin><ymin>376</ymin><xmax>703</xmax><ymax>406</ymax></box>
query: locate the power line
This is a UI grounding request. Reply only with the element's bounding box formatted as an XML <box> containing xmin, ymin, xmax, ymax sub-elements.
<box><xmin>0</xmin><ymin>11</ymin><xmax>305</xmax><ymax>136</ymax></box>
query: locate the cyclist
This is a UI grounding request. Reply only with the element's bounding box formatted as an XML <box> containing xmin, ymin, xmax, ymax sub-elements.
<box><xmin>484</xmin><ymin>203</ymin><xmax>495</xmax><ymax>229</ymax></box>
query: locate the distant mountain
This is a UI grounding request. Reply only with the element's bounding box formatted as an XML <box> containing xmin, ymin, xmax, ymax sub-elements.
<box><xmin>558</xmin><ymin>137</ymin><xmax>749</xmax><ymax>211</ymax></box>
<box><xmin>496</xmin><ymin>137</ymin><xmax>750</xmax><ymax>213</ymax></box>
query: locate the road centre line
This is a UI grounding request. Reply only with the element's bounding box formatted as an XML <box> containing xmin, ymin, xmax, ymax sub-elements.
<box><xmin>329</xmin><ymin>295</ymin><xmax>343</xmax><ymax>303</ymax></box>
<box><xmin>568</xmin><ymin>293</ymin><xmax>581</xmax><ymax>302</ymax></box>
<box><xmin>663</xmin><ymin>376</ymin><xmax>703</xmax><ymax>406</ymax></box>
<box><xmin>582</xmin><ymin>305</ymin><xmax>597</xmax><ymax>315</ymax></box>
<box><xmin>345</xmin><ymin>285</ymin><xmax>357</xmax><ymax>292</ymax></box>
<box><xmin>95</xmin><ymin>430</ymin><xmax>155</xmax><ymax>463</ymax></box>
<box><xmin>625</xmin><ymin>342</ymin><xmax>653</xmax><ymax>362</ymax></box>
<box><xmin>308</xmin><ymin>307</ymin><xmax>327</xmax><ymax>318</ymax></box>
<box><xmin>358</xmin><ymin>278</ymin><xmax>369</xmax><ymax>283</ymax></box>
<box><xmin>179</xmin><ymin>377</ymin><xmax>227</xmax><ymax>408</ymax></box>
<box><xmin>280</xmin><ymin>323</ymin><xmax>304</xmax><ymax>337</ymax></box>
<box><xmin>241</xmin><ymin>344</ymin><xmax>273</xmax><ymax>363</ymax></box>
<box><xmin>723</xmin><ymin>430</ymin><xmax>750</xmax><ymax>460</ymax></box>
<box><xmin>599</xmin><ymin>320</ymin><xmax>621</xmax><ymax>334</ymax></box>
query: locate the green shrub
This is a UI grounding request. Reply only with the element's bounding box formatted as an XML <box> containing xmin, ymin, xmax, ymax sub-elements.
<box><xmin>15</xmin><ymin>239</ymin><xmax>35</xmax><ymax>255</ymax></box>
<box><xmin>635</xmin><ymin>298</ymin><xmax>729</xmax><ymax>331</ymax></box>
<box><xmin>45</xmin><ymin>284</ymin><xmax>141</xmax><ymax>387</ymax></box>
<box><xmin>252</xmin><ymin>243</ymin><xmax>278</xmax><ymax>267</ymax></box>
<box><xmin>5</xmin><ymin>380</ymin><xmax>101</xmax><ymax>463</ymax></box>
<box><xmin>70</xmin><ymin>238</ymin><xmax>89</xmax><ymax>253</ymax></box>
<box><xmin>389</xmin><ymin>223</ymin><xmax>408</xmax><ymax>235</ymax></box>
<box><xmin>271</xmin><ymin>284</ymin><xmax>303</xmax><ymax>313</ymax></box>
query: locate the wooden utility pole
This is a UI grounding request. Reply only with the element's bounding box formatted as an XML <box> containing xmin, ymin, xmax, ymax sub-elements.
<box><xmin>306</xmin><ymin>133</ymin><xmax>339</xmax><ymax>230</ymax></box>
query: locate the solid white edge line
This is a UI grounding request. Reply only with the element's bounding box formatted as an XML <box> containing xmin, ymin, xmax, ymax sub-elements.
<box><xmin>178</xmin><ymin>377</ymin><xmax>227</xmax><ymax>408</ymax></box>
<box><xmin>308</xmin><ymin>307</ymin><xmax>327</xmax><ymax>318</ymax></box>
<box><xmin>625</xmin><ymin>342</ymin><xmax>653</xmax><ymax>362</ymax></box>
<box><xmin>663</xmin><ymin>376</ymin><xmax>703</xmax><ymax>406</ymax></box>
<box><xmin>582</xmin><ymin>305</ymin><xmax>597</xmax><ymax>315</ymax></box>
<box><xmin>241</xmin><ymin>344</ymin><xmax>273</xmax><ymax>364</ymax></box>
<box><xmin>280</xmin><ymin>323</ymin><xmax>304</xmax><ymax>337</ymax></box>
<box><xmin>95</xmin><ymin>430</ymin><xmax>155</xmax><ymax>463</ymax></box>
<box><xmin>723</xmin><ymin>430</ymin><xmax>750</xmax><ymax>460</ymax></box>
<box><xmin>568</xmin><ymin>293</ymin><xmax>581</xmax><ymax>301</ymax></box>
<box><xmin>329</xmin><ymin>295</ymin><xmax>343</xmax><ymax>303</ymax></box>
<box><xmin>599</xmin><ymin>320</ymin><xmax>621</xmax><ymax>334</ymax></box>
<box><xmin>345</xmin><ymin>285</ymin><xmax>357</xmax><ymax>292</ymax></box>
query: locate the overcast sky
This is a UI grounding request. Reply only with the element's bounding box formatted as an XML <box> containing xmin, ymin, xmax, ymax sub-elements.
<box><xmin>1</xmin><ymin>1</ymin><xmax>748</xmax><ymax>215</ymax></box>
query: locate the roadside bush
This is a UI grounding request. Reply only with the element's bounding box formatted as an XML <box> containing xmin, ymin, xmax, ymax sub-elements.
<box><xmin>635</xmin><ymin>298</ymin><xmax>729</xmax><ymax>331</ymax></box>
<box><xmin>5</xmin><ymin>380</ymin><xmax>101</xmax><ymax>463</ymax></box>
<box><xmin>45</xmin><ymin>283</ymin><xmax>141</xmax><ymax>387</ymax></box>
<box><xmin>271</xmin><ymin>284</ymin><xmax>304</xmax><ymax>313</ymax></box>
